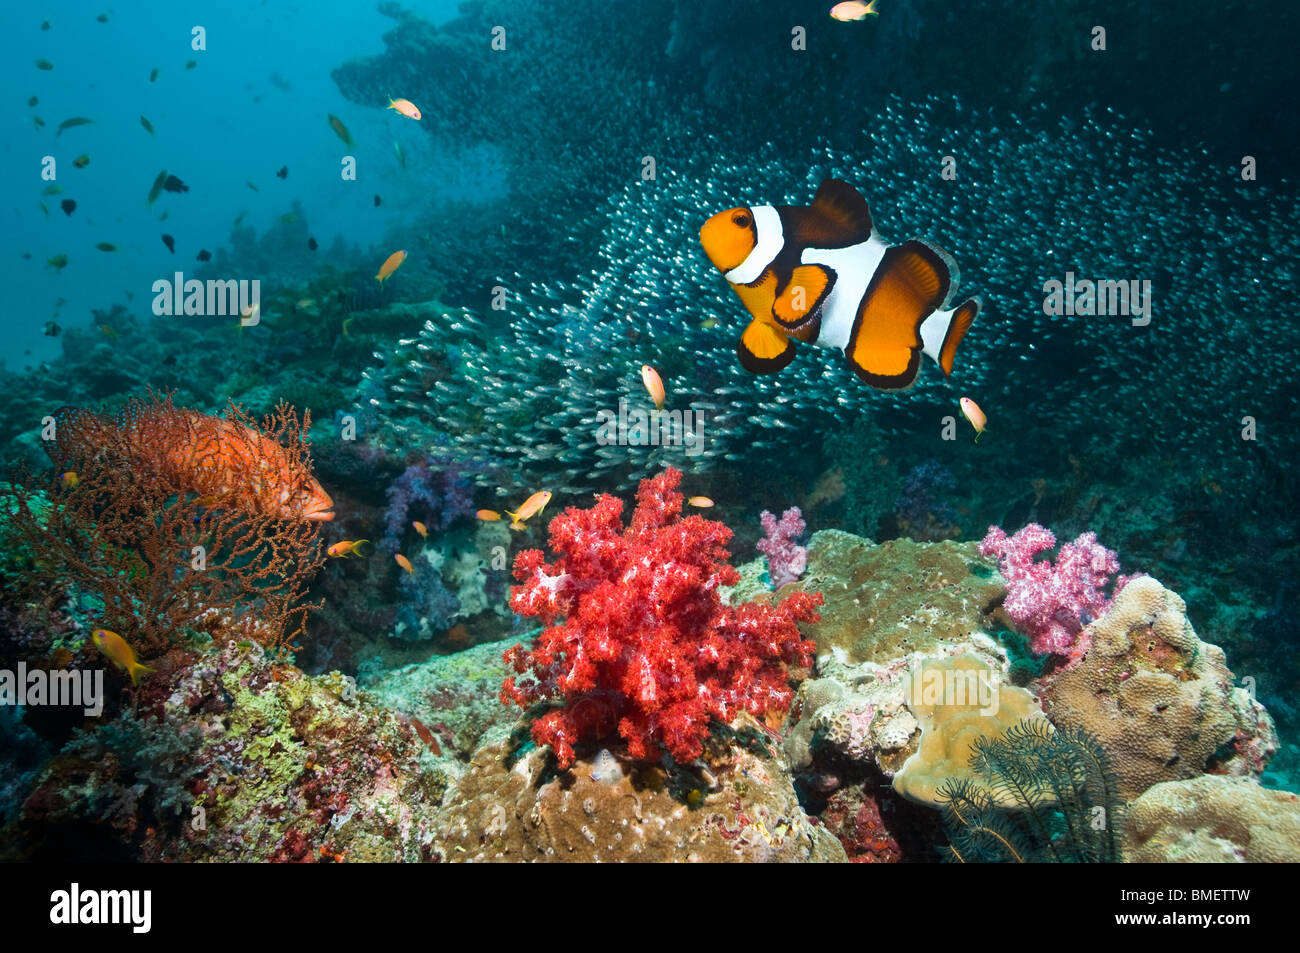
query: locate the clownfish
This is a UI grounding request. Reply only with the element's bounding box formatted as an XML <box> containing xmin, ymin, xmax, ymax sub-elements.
<box><xmin>700</xmin><ymin>178</ymin><xmax>980</xmax><ymax>391</ymax></box>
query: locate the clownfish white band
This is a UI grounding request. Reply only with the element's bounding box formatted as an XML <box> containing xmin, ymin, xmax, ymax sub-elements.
<box><xmin>724</xmin><ymin>205</ymin><xmax>783</xmax><ymax>285</ymax></box>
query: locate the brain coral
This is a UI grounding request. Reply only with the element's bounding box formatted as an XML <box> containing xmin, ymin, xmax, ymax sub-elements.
<box><xmin>1123</xmin><ymin>775</ymin><xmax>1300</xmax><ymax>862</ymax></box>
<box><xmin>892</xmin><ymin>654</ymin><xmax>1049</xmax><ymax>807</ymax></box>
<box><xmin>1043</xmin><ymin>576</ymin><xmax>1277</xmax><ymax>800</ymax></box>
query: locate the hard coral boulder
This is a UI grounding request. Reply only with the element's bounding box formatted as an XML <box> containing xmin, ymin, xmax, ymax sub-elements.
<box><xmin>1123</xmin><ymin>776</ymin><xmax>1300</xmax><ymax>862</ymax></box>
<box><xmin>430</xmin><ymin>738</ymin><xmax>846</xmax><ymax>863</ymax></box>
<box><xmin>795</xmin><ymin>530</ymin><xmax>1005</xmax><ymax>666</ymax></box>
<box><xmin>783</xmin><ymin>531</ymin><xmax>1015</xmax><ymax>780</ymax></box>
<box><xmin>1043</xmin><ymin>576</ymin><xmax>1277</xmax><ymax>800</ymax></box>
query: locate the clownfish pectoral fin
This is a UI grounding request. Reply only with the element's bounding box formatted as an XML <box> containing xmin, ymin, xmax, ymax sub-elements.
<box><xmin>738</xmin><ymin>320</ymin><xmax>797</xmax><ymax>374</ymax></box>
<box><xmin>844</xmin><ymin>240</ymin><xmax>951</xmax><ymax>390</ymax></box>
<box><xmin>772</xmin><ymin>265</ymin><xmax>834</xmax><ymax>329</ymax></box>
<box><xmin>919</xmin><ymin>296</ymin><xmax>980</xmax><ymax>376</ymax></box>
<box><xmin>806</xmin><ymin>178</ymin><xmax>873</xmax><ymax>245</ymax></box>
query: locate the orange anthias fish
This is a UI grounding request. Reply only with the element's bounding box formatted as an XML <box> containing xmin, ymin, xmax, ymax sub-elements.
<box><xmin>640</xmin><ymin>364</ymin><xmax>666</xmax><ymax>409</ymax></box>
<box><xmin>959</xmin><ymin>396</ymin><xmax>987</xmax><ymax>442</ymax></box>
<box><xmin>376</xmin><ymin>249</ymin><xmax>407</xmax><ymax>284</ymax></box>
<box><xmin>395</xmin><ymin>553</ymin><xmax>415</xmax><ymax>575</ymax></box>
<box><xmin>328</xmin><ymin>539</ymin><xmax>369</xmax><ymax>558</ymax></box>
<box><xmin>476</xmin><ymin>509</ymin><xmax>501</xmax><ymax>522</ymax></box>
<box><xmin>412</xmin><ymin>520</ymin><xmax>428</xmax><ymax>539</ymax></box>
<box><xmin>92</xmin><ymin>628</ymin><xmax>155</xmax><ymax>685</ymax></box>
<box><xmin>687</xmin><ymin>496</ymin><xmax>715</xmax><ymax>508</ymax></box>
<box><xmin>506</xmin><ymin>490</ymin><xmax>551</xmax><ymax>530</ymax></box>
<box><xmin>386</xmin><ymin>97</ymin><xmax>421</xmax><ymax>120</ymax></box>
<box><xmin>50</xmin><ymin>399</ymin><xmax>335</xmax><ymax>521</ymax></box>
<box><xmin>830</xmin><ymin>0</ymin><xmax>879</xmax><ymax>21</ymax></box>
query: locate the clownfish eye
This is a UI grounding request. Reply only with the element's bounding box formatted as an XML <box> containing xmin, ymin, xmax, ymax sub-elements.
<box><xmin>732</xmin><ymin>212</ymin><xmax>751</xmax><ymax>228</ymax></box>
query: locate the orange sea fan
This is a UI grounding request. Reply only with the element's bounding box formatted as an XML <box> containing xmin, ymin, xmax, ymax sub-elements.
<box><xmin>10</xmin><ymin>392</ymin><xmax>328</xmax><ymax>658</ymax></box>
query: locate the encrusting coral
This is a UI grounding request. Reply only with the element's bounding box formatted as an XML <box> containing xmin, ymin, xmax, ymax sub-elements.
<box><xmin>891</xmin><ymin>654</ymin><xmax>1049</xmax><ymax>807</ymax></box>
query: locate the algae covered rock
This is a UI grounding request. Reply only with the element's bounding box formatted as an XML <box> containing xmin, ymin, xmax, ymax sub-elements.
<box><xmin>795</xmin><ymin>530</ymin><xmax>1005</xmax><ymax>666</ymax></box>
<box><xmin>1043</xmin><ymin>576</ymin><xmax>1277</xmax><ymax>800</ymax></box>
<box><xmin>5</xmin><ymin>639</ymin><xmax>452</xmax><ymax>862</ymax></box>
<box><xmin>1123</xmin><ymin>775</ymin><xmax>1300</xmax><ymax>862</ymax></box>
<box><xmin>367</xmin><ymin>634</ymin><xmax>528</xmax><ymax>760</ymax></box>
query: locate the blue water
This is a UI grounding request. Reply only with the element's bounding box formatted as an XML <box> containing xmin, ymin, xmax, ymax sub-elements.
<box><xmin>3</xmin><ymin>0</ymin><xmax>474</xmax><ymax>368</ymax></box>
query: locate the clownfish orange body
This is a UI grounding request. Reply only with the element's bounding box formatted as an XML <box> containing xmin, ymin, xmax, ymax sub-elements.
<box><xmin>700</xmin><ymin>178</ymin><xmax>980</xmax><ymax>391</ymax></box>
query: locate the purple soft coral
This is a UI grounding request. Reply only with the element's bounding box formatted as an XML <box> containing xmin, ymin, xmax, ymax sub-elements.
<box><xmin>980</xmin><ymin>522</ymin><xmax>1136</xmax><ymax>657</ymax></box>
<box><xmin>381</xmin><ymin>456</ymin><xmax>474</xmax><ymax>553</ymax></box>
<box><xmin>758</xmin><ymin>507</ymin><xmax>808</xmax><ymax>589</ymax></box>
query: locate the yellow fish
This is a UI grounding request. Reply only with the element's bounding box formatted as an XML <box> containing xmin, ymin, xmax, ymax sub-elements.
<box><xmin>60</xmin><ymin>471</ymin><xmax>79</xmax><ymax>489</ymax></box>
<box><xmin>386</xmin><ymin>97</ymin><xmax>422</xmax><ymax>120</ymax></box>
<box><xmin>376</xmin><ymin>249</ymin><xmax>407</xmax><ymax>284</ymax></box>
<box><xmin>687</xmin><ymin>496</ymin><xmax>714</xmax><ymax>508</ymax></box>
<box><xmin>506</xmin><ymin>491</ymin><xmax>552</xmax><ymax>530</ymax></box>
<box><xmin>327</xmin><ymin>539</ymin><xmax>370</xmax><ymax>558</ymax></box>
<box><xmin>92</xmin><ymin>629</ymin><xmax>155</xmax><ymax>685</ymax></box>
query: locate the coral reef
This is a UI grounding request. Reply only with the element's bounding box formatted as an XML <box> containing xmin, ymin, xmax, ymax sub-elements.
<box><xmin>1123</xmin><ymin>775</ymin><xmax>1300</xmax><ymax>863</ymax></box>
<box><xmin>1043</xmin><ymin>576</ymin><xmax>1277</xmax><ymax>799</ymax></box>
<box><xmin>368</xmin><ymin>635</ymin><xmax>530</xmax><ymax>761</ymax></box>
<box><xmin>380</xmin><ymin>455</ymin><xmax>474</xmax><ymax>554</ymax></box>
<box><xmin>781</xmin><ymin>532</ymin><xmax>1015</xmax><ymax>783</ymax></box>
<box><xmin>4</xmin><ymin>637</ymin><xmax>450</xmax><ymax>862</ymax></box>
<box><xmin>794</xmin><ymin>530</ymin><xmax>1006</xmax><ymax>666</ymax></box>
<box><xmin>502</xmin><ymin>468</ymin><xmax>821</xmax><ymax>768</ymax></box>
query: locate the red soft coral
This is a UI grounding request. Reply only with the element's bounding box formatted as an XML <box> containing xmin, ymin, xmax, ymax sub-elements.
<box><xmin>501</xmin><ymin>468</ymin><xmax>821</xmax><ymax>768</ymax></box>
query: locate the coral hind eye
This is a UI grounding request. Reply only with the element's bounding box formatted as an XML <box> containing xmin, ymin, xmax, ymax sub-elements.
<box><xmin>732</xmin><ymin>212</ymin><xmax>751</xmax><ymax>228</ymax></box>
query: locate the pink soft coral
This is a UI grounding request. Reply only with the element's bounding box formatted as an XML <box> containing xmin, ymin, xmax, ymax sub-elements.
<box><xmin>757</xmin><ymin>506</ymin><xmax>808</xmax><ymax>589</ymax></box>
<box><xmin>501</xmin><ymin>468</ymin><xmax>821</xmax><ymax>769</ymax></box>
<box><xmin>979</xmin><ymin>522</ymin><xmax>1136</xmax><ymax>657</ymax></box>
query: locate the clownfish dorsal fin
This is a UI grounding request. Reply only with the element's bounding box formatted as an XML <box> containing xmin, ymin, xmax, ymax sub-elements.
<box><xmin>810</xmin><ymin>179</ymin><xmax>873</xmax><ymax>243</ymax></box>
